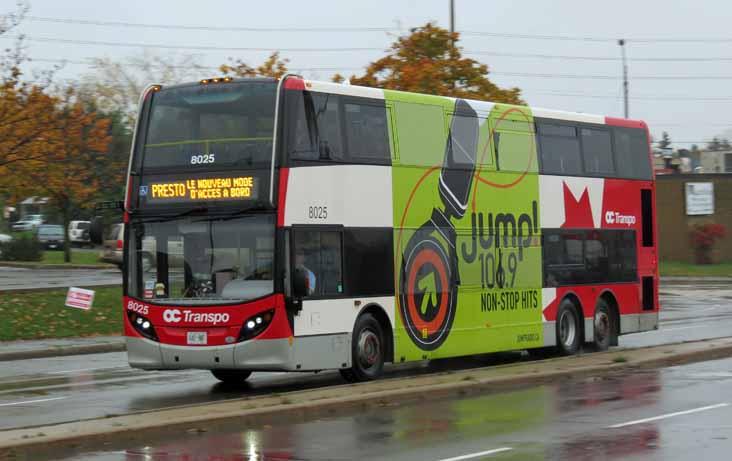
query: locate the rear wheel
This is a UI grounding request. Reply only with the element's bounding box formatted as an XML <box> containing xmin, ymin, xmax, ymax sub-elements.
<box><xmin>211</xmin><ymin>369</ymin><xmax>252</xmax><ymax>384</ymax></box>
<box><xmin>556</xmin><ymin>299</ymin><xmax>581</xmax><ymax>355</ymax></box>
<box><xmin>592</xmin><ymin>299</ymin><xmax>615</xmax><ymax>351</ymax></box>
<box><xmin>340</xmin><ymin>314</ymin><xmax>385</xmax><ymax>382</ymax></box>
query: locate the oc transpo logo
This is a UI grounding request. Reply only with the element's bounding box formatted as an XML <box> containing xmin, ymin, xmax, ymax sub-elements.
<box><xmin>163</xmin><ymin>309</ymin><xmax>182</xmax><ymax>323</ymax></box>
<box><xmin>604</xmin><ymin>210</ymin><xmax>637</xmax><ymax>226</ymax></box>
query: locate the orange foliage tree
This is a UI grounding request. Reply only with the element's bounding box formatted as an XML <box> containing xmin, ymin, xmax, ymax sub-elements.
<box><xmin>219</xmin><ymin>52</ymin><xmax>290</xmax><ymax>78</ymax></box>
<box><xmin>334</xmin><ymin>23</ymin><xmax>523</xmax><ymax>104</ymax></box>
<box><xmin>10</xmin><ymin>90</ymin><xmax>112</xmax><ymax>262</ymax></box>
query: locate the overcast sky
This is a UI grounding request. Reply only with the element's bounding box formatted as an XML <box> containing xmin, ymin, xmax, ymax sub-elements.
<box><xmin>4</xmin><ymin>0</ymin><xmax>732</xmax><ymax>147</ymax></box>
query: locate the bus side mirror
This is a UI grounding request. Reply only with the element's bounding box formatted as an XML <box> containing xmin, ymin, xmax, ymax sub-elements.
<box><xmin>292</xmin><ymin>268</ymin><xmax>308</xmax><ymax>299</ymax></box>
<box><xmin>90</xmin><ymin>218</ymin><xmax>104</xmax><ymax>245</ymax></box>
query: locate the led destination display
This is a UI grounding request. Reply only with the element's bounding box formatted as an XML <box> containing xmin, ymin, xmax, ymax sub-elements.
<box><xmin>142</xmin><ymin>175</ymin><xmax>258</xmax><ymax>204</ymax></box>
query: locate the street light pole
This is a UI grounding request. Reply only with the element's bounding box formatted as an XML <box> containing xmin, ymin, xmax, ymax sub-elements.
<box><xmin>450</xmin><ymin>0</ymin><xmax>455</xmax><ymax>35</ymax></box>
<box><xmin>619</xmin><ymin>39</ymin><xmax>629</xmax><ymax>119</ymax></box>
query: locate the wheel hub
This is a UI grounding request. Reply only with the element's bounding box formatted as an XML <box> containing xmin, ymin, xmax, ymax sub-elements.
<box><xmin>559</xmin><ymin>310</ymin><xmax>576</xmax><ymax>347</ymax></box>
<box><xmin>357</xmin><ymin>329</ymin><xmax>380</xmax><ymax>368</ymax></box>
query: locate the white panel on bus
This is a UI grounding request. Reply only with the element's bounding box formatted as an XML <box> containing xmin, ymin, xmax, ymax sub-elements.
<box><xmin>539</xmin><ymin>175</ymin><xmax>605</xmax><ymax>229</ymax></box>
<box><xmin>285</xmin><ymin>165</ymin><xmax>393</xmax><ymax>228</ymax></box>
<box><xmin>294</xmin><ymin>296</ymin><xmax>395</xmax><ymax>337</ymax></box>
<box><xmin>304</xmin><ymin>80</ymin><xmax>385</xmax><ymax>99</ymax></box>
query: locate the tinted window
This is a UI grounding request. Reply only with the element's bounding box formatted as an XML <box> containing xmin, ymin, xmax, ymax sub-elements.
<box><xmin>543</xmin><ymin>229</ymin><xmax>637</xmax><ymax>286</ymax></box>
<box><xmin>344</xmin><ymin>102</ymin><xmax>390</xmax><ymax>162</ymax></box>
<box><xmin>343</xmin><ymin>228</ymin><xmax>394</xmax><ymax>296</ymax></box>
<box><xmin>538</xmin><ymin>124</ymin><xmax>582</xmax><ymax>175</ymax></box>
<box><xmin>293</xmin><ymin>230</ymin><xmax>343</xmax><ymax>297</ymax></box>
<box><xmin>495</xmin><ymin>131</ymin><xmax>537</xmax><ymax>173</ymax></box>
<box><xmin>613</xmin><ymin>127</ymin><xmax>651</xmax><ymax>180</ymax></box>
<box><xmin>288</xmin><ymin>92</ymin><xmax>344</xmax><ymax>162</ymax></box>
<box><xmin>581</xmin><ymin>128</ymin><xmax>614</xmax><ymax>175</ymax></box>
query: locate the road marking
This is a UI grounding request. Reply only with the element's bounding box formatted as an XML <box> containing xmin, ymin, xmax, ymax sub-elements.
<box><xmin>0</xmin><ymin>397</ymin><xmax>66</xmax><ymax>407</ymax></box>
<box><xmin>437</xmin><ymin>447</ymin><xmax>513</xmax><ymax>461</ymax></box>
<box><xmin>48</xmin><ymin>366</ymin><xmax>124</xmax><ymax>374</ymax></box>
<box><xmin>608</xmin><ymin>403</ymin><xmax>729</xmax><ymax>428</ymax></box>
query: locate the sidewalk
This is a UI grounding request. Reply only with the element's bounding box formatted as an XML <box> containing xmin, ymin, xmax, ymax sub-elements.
<box><xmin>0</xmin><ymin>335</ymin><xmax>125</xmax><ymax>361</ymax></box>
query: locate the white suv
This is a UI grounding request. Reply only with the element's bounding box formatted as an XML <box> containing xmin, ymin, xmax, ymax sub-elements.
<box><xmin>68</xmin><ymin>220</ymin><xmax>91</xmax><ymax>246</ymax></box>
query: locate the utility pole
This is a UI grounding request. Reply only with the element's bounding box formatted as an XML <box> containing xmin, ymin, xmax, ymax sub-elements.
<box><xmin>618</xmin><ymin>39</ymin><xmax>629</xmax><ymax>119</ymax></box>
<box><xmin>449</xmin><ymin>0</ymin><xmax>455</xmax><ymax>35</ymax></box>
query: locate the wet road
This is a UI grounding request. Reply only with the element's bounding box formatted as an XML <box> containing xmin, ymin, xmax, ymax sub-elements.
<box><xmin>1</xmin><ymin>280</ymin><xmax>731</xmax><ymax>434</ymax></box>
<box><xmin>55</xmin><ymin>357</ymin><xmax>732</xmax><ymax>460</ymax></box>
<box><xmin>0</xmin><ymin>266</ymin><xmax>121</xmax><ymax>291</ymax></box>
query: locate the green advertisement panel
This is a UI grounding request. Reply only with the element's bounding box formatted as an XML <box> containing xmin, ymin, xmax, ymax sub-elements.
<box><xmin>387</xmin><ymin>90</ymin><xmax>543</xmax><ymax>361</ymax></box>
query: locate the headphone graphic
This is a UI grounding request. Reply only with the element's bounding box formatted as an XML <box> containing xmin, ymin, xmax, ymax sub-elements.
<box><xmin>398</xmin><ymin>99</ymin><xmax>479</xmax><ymax>351</ymax></box>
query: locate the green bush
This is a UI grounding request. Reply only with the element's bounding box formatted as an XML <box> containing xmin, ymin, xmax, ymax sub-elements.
<box><xmin>0</xmin><ymin>233</ymin><xmax>43</xmax><ymax>261</ymax></box>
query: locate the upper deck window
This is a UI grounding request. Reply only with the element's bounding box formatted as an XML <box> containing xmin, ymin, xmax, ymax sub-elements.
<box><xmin>538</xmin><ymin>123</ymin><xmax>583</xmax><ymax>175</ymax></box>
<box><xmin>142</xmin><ymin>81</ymin><xmax>277</xmax><ymax>171</ymax></box>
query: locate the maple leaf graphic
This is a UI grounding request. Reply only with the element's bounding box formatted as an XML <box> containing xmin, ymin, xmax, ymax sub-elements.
<box><xmin>561</xmin><ymin>182</ymin><xmax>594</xmax><ymax>228</ymax></box>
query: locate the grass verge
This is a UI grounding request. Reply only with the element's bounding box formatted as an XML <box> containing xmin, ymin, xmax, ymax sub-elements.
<box><xmin>659</xmin><ymin>260</ymin><xmax>732</xmax><ymax>277</ymax></box>
<box><xmin>0</xmin><ymin>286</ymin><xmax>122</xmax><ymax>341</ymax></box>
<box><xmin>41</xmin><ymin>250</ymin><xmax>101</xmax><ymax>265</ymax></box>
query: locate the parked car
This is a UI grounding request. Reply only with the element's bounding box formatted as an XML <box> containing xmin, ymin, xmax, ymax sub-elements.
<box><xmin>0</xmin><ymin>233</ymin><xmax>10</xmax><ymax>258</ymax></box>
<box><xmin>11</xmin><ymin>214</ymin><xmax>44</xmax><ymax>232</ymax></box>
<box><xmin>37</xmin><ymin>224</ymin><xmax>65</xmax><ymax>250</ymax></box>
<box><xmin>68</xmin><ymin>220</ymin><xmax>91</xmax><ymax>246</ymax></box>
<box><xmin>99</xmin><ymin>223</ymin><xmax>124</xmax><ymax>269</ymax></box>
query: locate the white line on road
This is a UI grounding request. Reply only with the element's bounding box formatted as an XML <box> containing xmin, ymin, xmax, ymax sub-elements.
<box><xmin>608</xmin><ymin>403</ymin><xmax>729</xmax><ymax>428</ymax></box>
<box><xmin>437</xmin><ymin>447</ymin><xmax>513</xmax><ymax>461</ymax></box>
<box><xmin>0</xmin><ymin>396</ymin><xmax>67</xmax><ymax>407</ymax></box>
<box><xmin>48</xmin><ymin>366</ymin><xmax>125</xmax><ymax>374</ymax></box>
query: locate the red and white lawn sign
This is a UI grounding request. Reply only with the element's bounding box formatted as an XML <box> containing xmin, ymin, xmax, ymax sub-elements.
<box><xmin>65</xmin><ymin>287</ymin><xmax>95</xmax><ymax>310</ymax></box>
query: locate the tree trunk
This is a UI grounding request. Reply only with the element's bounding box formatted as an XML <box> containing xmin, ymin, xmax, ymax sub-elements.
<box><xmin>62</xmin><ymin>201</ymin><xmax>71</xmax><ymax>264</ymax></box>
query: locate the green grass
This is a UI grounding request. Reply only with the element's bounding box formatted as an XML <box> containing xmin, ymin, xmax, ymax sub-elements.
<box><xmin>0</xmin><ymin>286</ymin><xmax>122</xmax><ymax>341</ymax></box>
<box><xmin>41</xmin><ymin>250</ymin><xmax>101</xmax><ymax>265</ymax></box>
<box><xmin>659</xmin><ymin>261</ymin><xmax>732</xmax><ymax>277</ymax></box>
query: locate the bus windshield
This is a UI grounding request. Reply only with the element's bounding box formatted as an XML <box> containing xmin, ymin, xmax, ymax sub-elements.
<box><xmin>128</xmin><ymin>214</ymin><xmax>275</xmax><ymax>305</ymax></box>
<box><xmin>141</xmin><ymin>80</ymin><xmax>277</xmax><ymax>171</ymax></box>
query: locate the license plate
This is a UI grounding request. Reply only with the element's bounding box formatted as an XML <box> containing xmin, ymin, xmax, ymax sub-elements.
<box><xmin>187</xmin><ymin>331</ymin><xmax>207</xmax><ymax>345</ymax></box>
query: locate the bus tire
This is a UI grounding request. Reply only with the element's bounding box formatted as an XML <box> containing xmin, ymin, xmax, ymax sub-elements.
<box><xmin>211</xmin><ymin>369</ymin><xmax>252</xmax><ymax>384</ymax></box>
<box><xmin>592</xmin><ymin>299</ymin><xmax>615</xmax><ymax>351</ymax></box>
<box><xmin>340</xmin><ymin>314</ymin><xmax>385</xmax><ymax>382</ymax></box>
<box><xmin>556</xmin><ymin>299</ymin><xmax>581</xmax><ymax>355</ymax></box>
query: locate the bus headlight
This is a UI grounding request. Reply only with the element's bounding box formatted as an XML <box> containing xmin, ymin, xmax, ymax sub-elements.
<box><xmin>238</xmin><ymin>309</ymin><xmax>275</xmax><ymax>342</ymax></box>
<box><xmin>127</xmin><ymin>310</ymin><xmax>159</xmax><ymax>341</ymax></box>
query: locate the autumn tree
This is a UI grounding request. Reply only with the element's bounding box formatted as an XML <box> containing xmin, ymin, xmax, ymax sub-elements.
<box><xmin>333</xmin><ymin>23</ymin><xmax>523</xmax><ymax>104</ymax></box>
<box><xmin>10</xmin><ymin>90</ymin><xmax>112</xmax><ymax>262</ymax></box>
<box><xmin>219</xmin><ymin>52</ymin><xmax>290</xmax><ymax>78</ymax></box>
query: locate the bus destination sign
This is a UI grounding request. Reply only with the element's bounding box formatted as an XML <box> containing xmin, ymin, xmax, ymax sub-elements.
<box><xmin>142</xmin><ymin>175</ymin><xmax>258</xmax><ymax>204</ymax></box>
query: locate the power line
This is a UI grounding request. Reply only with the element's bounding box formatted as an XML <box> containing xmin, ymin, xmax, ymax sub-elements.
<box><xmin>2</xmin><ymin>35</ymin><xmax>384</xmax><ymax>52</ymax></box>
<box><xmin>24</xmin><ymin>16</ymin><xmax>394</xmax><ymax>33</ymax></box>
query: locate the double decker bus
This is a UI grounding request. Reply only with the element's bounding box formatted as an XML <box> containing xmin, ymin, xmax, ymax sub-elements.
<box><xmin>116</xmin><ymin>75</ymin><xmax>658</xmax><ymax>383</ymax></box>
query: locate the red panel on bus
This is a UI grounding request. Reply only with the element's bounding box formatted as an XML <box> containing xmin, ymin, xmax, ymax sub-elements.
<box><xmin>123</xmin><ymin>294</ymin><xmax>292</xmax><ymax>346</ymax></box>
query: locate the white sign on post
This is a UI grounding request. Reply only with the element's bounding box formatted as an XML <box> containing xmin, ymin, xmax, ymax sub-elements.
<box><xmin>685</xmin><ymin>182</ymin><xmax>714</xmax><ymax>216</ymax></box>
<box><xmin>65</xmin><ymin>287</ymin><xmax>95</xmax><ymax>310</ymax></box>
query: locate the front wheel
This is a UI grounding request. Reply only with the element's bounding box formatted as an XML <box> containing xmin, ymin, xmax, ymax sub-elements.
<box><xmin>340</xmin><ymin>314</ymin><xmax>385</xmax><ymax>382</ymax></box>
<box><xmin>211</xmin><ymin>369</ymin><xmax>252</xmax><ymax>384</ymax></box>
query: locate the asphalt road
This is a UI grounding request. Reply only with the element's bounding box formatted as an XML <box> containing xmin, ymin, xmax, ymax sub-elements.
<box><xmin>1</xmin><ymin>280</ymin><xmax>731</xmax><ymax>434</ymax></box>
<box><xmin>0</xmin><ymin>266</ymin><xmax>121</xmax><ymax>291</ymax></box>
<box><xmin>59</xmin><ymin>356</ymin><xmax>732</xmax><ymax>461</ymax></box>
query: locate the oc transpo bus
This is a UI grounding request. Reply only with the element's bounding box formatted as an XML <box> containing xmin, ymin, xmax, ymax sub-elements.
<box><xmin>113</xmin><ymin>74</ymin><xmax>658</xmax><ymax>383</ymax></box>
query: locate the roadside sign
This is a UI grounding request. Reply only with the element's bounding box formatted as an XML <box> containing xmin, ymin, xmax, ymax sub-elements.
<box><xmin>65</xmin><ymin>287</ymin><xmax>95</xmax><ymax>310</ymax></box>
<box><xmin>685</xmin><ymin>182</ymin><xmax>714</xmax><ymax>216</ymax></box>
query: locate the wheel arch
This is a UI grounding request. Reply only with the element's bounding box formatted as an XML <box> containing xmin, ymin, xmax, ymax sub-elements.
<box><xmin>357</xmin><ymin>302</ymin><xmax>394</xmax><ymax>364</ymax></box>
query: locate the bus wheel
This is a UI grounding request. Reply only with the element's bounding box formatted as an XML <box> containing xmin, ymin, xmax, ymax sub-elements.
<box><xmin>340</xmin><ymin>314</ymin><xmax>385</xmax><ymax>382</ymax></box>
<box><xmin>593</xmin><ymin>299</ymin><xmax>614</xmax><ymax>351</ymax></box>
<box><xmin>556</xmin><ymin>299</ymin><xmax>581</xmax><ymax>355</ymax></box>
<box><xmin>211</xmin><ymin>369</ymin><xmax>252</xmax><ymax>384</ymax></box>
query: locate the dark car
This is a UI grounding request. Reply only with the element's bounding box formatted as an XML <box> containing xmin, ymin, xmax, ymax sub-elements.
<box><xmin>37</xmin><ymin>224</ymin><xmax>65</xmax><ymax>250</ymax></box>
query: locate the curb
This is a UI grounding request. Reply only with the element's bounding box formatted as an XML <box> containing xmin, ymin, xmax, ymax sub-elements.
<box><xmin>1</xmin><ymin>337</ymin><xmax>731</xmax><ymax>456</ymax></box>
<box><xmin>0</xmin><ymin>342</ymin><xmax>126</xmax><ymax>362</ymax></box>
<box><xmin>0</xmin><ymin>262</ymin><xmax>116</xmax><ymax>270</ymax></box>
